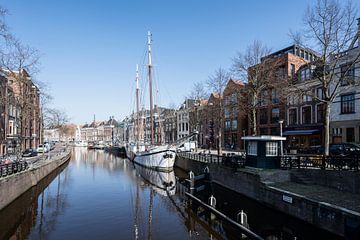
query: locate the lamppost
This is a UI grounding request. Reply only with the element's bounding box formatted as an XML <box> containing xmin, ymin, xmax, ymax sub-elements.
<box><xmin>279</xmin><ymin>120</ymin><xmax>284</xmax><ymax>156</ymax></box>
<box><xmin>242</xmin><ymin>129</ymin><xmax>246</xmax><ymax>152</ymax></box>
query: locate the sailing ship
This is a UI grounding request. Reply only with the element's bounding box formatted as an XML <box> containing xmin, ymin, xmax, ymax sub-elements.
<box><xmin>126</xmin><ymin>32</ymin><xmax>176</xmax><ymax>171</ymax></box>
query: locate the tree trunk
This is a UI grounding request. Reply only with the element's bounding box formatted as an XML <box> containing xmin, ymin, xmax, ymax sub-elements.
<box><xmin>218</xmin><ymin>126</ymin><xmax>222</xmax><ymax>156</ymax></box>
<box><xmin>252</xmin><ymin>94</ymin><xmax>257</xmax><ymax>135</ymax></box>
<box><xmin>324</xmin><ymin>102</ymin><xmax>331</xmax><ymax>156</ymax></box>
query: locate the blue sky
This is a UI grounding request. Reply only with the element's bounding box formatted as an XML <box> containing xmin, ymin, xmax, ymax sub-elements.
<box><xmin>2</xmin><ymin>0</ymin><xmax>317</xmax><ymax>124</ymax></box>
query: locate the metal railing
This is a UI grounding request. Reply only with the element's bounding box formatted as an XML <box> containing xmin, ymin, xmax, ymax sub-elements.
<box><xmin>0</xmin><ymin>146</ymin><xmax>69</xmax><ymax>179</ymax></box>
<box><xmin>281</xmin><ymin>154</ymin><xmax>360</xmax><ymax>171</ymax></box>
<box><xmin>178</xmin><ymin>152</ymin><xmax>246</xmax><ymax>170</ymax></box>
<box><xmin>0</xmin><ymin>160</ymin><xmax>28</xmax><ymax>178</ymax></box>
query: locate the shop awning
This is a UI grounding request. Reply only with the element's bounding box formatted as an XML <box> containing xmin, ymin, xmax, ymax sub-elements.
<box><xmin>282</xmin><ymin>129</ymin><xmax>320</xmax><ymax>136</ymax></box>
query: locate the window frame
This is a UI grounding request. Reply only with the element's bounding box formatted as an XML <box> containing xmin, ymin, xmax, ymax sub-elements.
<box><xmin>341</xmin><ymin>94</ymin><xmax>355</xmax><ymax>114</ymax></box>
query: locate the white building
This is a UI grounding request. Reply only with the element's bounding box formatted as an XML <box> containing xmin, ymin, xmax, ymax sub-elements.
<box><xmin>330</xmin><ymin>19</ymin><xmax>360</xmax><ymax>144</ymax></box>
<box><xmin>177</xmin><ymin>99</ymin><xmax>195</xmax><ymax>140</ymax></box>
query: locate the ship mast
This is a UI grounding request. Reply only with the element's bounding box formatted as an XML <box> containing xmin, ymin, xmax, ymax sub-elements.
<box><xmin>135</xmin><ymin>64</ymin><xmax>140</xmax><ymax>146</ymax></box>
<box><xmin>147</xmin><ymin>31</ymin><xmax>154</xmax><ymax>145</ymax></box>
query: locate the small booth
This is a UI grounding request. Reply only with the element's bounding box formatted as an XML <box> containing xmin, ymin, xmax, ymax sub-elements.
<box><xmin>241</xmin><ymin>135</ymin><xmax>286</xmax><ymax>169</ymax></box>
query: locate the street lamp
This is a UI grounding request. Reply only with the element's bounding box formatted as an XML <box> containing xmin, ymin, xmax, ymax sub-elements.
<box><xmin>279</xmin><ymin>120</ymin><xmax>284</xmax><ymax>156</ymax></box>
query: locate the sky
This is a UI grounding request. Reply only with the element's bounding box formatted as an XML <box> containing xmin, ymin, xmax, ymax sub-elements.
<box><xmin>2</xmin><ymin>0</ymin><xmax>319</xmax><ymax>124</ymax></box>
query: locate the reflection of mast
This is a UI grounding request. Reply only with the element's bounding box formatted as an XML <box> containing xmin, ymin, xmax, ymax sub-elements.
<box><xmin>38</xmin><ymin>191</ymin><xmax>45</xmax><ymax>240</ymax></box>
<box><xmin>147</xmin><ymin>188</ymin><xmax>153</xmax><ymax>240</ymax></box>
<box><xmin>133</xmin><ymin>185</ymin><xmax>140</xmax><ymax>239</ymax></box>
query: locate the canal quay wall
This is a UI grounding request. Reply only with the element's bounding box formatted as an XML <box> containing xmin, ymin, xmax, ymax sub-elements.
<box><xmin>0</xmin><ymin>149</ymin><xmax>71</xmax><ymax>210</ymax></box>
<box><xmin>175</xmin><ymin>155</ymin><xmax>360</xmax><ymax>238</ymax></box>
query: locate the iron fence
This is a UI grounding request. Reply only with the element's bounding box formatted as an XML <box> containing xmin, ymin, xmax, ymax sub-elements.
<box><xmin>0</xmin><ymin>160</ymin><xmax>28</xmax><ymax>178</ymax></box>
<box><xmin>178</xmin><ymin>152</ymin><xmax>246</xmax><ymax>170</ymax></box>
<box><xmin>281</xmin><ymin>154</ymin><xmax>360</xmax><ymax>171</ymax></box>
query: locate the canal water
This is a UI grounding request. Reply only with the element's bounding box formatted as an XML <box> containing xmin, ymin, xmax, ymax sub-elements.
<box><xmin>0</xmin><ymin>148</ymin><xmax>342</xmax><ymax>240</ymax></box>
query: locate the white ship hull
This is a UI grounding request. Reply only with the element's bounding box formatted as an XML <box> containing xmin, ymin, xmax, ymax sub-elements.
<box><xmin>127</xmin><ymin>145</ymin><xmax>176</xmax><ymax>171</ymax></box>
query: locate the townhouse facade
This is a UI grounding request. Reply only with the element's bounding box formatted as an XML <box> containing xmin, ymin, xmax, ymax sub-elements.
<box><xmin>0</xmin><ymin>69</ymin><xmax>42</xmax><ymax>155</ymax></box>
<box><xmin>251</xmin><ymin>45</ymin><xmax>318</xmax><ymax>137</ymax></box>
<box><xmin>223</xmin><ymin>79</ymin><xmax>247</xmax><ymax>150</ymax></box>
<box><xmin>284</xmin><ymin>62</ymin><xmax>324</xmax><ymax>152</ymax></box>
<box><xmin>177</xmin><ymin>99</ymin><xmax>195</xmax><ymax>140</ymax></box>
<box><xmin>80</xmin><ymin>117</ymin><xmax>118</xmax><ymax>143</ymax></box>
<box><xmin>164</xmin><ymin>109</ymin><xmax>177</xmax><ymax>144</ymax></box>
<box><xmin>330</xmin><ymin>26</ymin><xmax>360</xmax><ymax>144</ymax></box>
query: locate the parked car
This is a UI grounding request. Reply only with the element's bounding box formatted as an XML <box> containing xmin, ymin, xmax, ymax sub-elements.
<box><xmin>22</xmin><ymin>149</ymin><xmax>38</xmax><ymax>158</ymax></box>
<box><xmin>37</xmin><ymin>145</ymin><xmax>48</xmax><ymax>153</ymax></box>
<box><xmin>328</xmin><ymin>143</ymin><xmax>360</xmax><ymax>156</ymax></box>
<box><xmin>317</xmin><ymin>143</ymin><xmax>360</xmax><ymax>156</ymax></box>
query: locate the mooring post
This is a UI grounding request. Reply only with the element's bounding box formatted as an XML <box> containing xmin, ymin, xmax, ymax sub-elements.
<box><xmin>204</xmin><ymin>166</ymin><xmax>210</xmax><ymax>182</ymax></box>
<box><xmin>208</xmin><ymin>195</ymin><xmax>217</xmax><ymax>221</ymax></box>
<box><xmin>189</xmin><ymin>171</ymin><xmax>195</xmax><ymax>195</ymax></box>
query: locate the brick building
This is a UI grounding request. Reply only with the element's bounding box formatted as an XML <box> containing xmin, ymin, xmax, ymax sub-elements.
<box><xmin>250</xmin><ymin>45</ymin><xmax>318</xmax><ymax>136</ymax></box>
<box><xmin>223</xmin><ymin>79</ymin><xmax>247</xmax><ymax>150</ymax></box>
<box><xmin>0</xmin><ymin>69</ymin><xmax>41</xmax><ymax>155</ymax></box>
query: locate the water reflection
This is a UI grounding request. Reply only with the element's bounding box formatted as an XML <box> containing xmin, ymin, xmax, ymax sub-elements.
<box><xmin>0</xmin><ymin>148</ymin><xmax>215</xmax><ymax>240</ymax></box>
<box><xmin>0</xmin><ymin>160</ymin><xmax>70</xmax><ymax>240</ymax></box>
<box><xmin>0</xmin><ymin>148</ymin><xmax>337</xmax><ymax>240</ymax></box>
<box><xmin>134</xmin><ymin>164</ymin><xmax>176</xmax><ymax>196</ymax></box>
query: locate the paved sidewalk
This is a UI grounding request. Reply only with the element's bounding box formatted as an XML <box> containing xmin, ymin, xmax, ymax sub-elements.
<box><xmin>272</xmin><ymin>181</ymin><xmax>360</xmax><ymax>213</ymax></box>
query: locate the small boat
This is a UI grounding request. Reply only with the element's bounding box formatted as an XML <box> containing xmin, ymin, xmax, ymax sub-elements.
<box><xmin>87</xmin><ymin>142</ymin><xmax>95</xmax><ymax>150</ymax></box>
<box><xmin>74</xmin><ymin>141</ymin><xmax>88</xmax><ymax>147</ymax></box>
<box><xmin>94</xmin><ymin>141</ymin><xmax>105</xmax><ymax>150</ymax></box>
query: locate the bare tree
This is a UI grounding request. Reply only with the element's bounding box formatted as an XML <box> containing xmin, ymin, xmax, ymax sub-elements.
<box><xmin>206</xmin><ymin>67</ymin><xmax>230</xmax><ymax>155</ymax></box>
<box><xmin>0</xmin><ymin>38</ymin><xmax>41</xmax><ymax>152</ymax></box>
<box><xmin>187</xmin><ymin>81</ymin><xmax>208</xmax><ymax>101</ymax></box>
<box><xmin>43</xmin><ymin>108</ymin><xmax>69</xmax><ymax>129</ymax></box>
<box><xmin>232</xmin><ymin>40</ymin><xmax>274</xmax><ymax>135</ymax></box>
<box><xmin>296</xmin><ymin>0</ymin><xmax>360</xmax><ymax>156</ymax></box>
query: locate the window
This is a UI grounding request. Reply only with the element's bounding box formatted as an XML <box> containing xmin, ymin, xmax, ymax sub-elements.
<box><xmin>290</xmin><ymin>64</ymin><xmax>295</xmax><ymax>77</ymax></box>
<box><xmin>182</xmin><ymin>123</ymin><xmax>185</xmax><ymax>131</ymax></box>
<box><xmin>288</xmin><ymin>95</ymin><xmax>299</xmax><ymax>105</ymax></box>
<box><xmin>346</xmin><ymin>128</ymin><xmax>355</xmax><ymax>142</ymax></box>
<box><xmin>266</xmin><ymin>142</ymin><xmax>278</xmax><ymax>156</ymax></box>
<box><xmin>302</xmin><ymin>94</ymin><xmax>312</xmax><ymax>102</ymax></box>
<box><xmin>316</xmin><ymin>87</ymin><xmax>324</xmax><ymax>100</ymax></box>
<box><xmin>186</xmin><ymin>123</ymin><xmax>188</xmax><ymax>131</ymax></box>
<box><xmin>231</xmin><ymin>93</ymin><xmax>237</xmax><ymax>103</ymax></box>
<box><xmin>260</xmin><ymin>128</ymin><xmax>267</xmax><ymax>135</ymax></box>
<box><xmin>288</xmin><ymin>108</ymin><xmax>297</xmax><ymax>125</ymax></box>
<box><xmin>271</xmin><ymin>127</ymin><xmax>279</xmax><ymax>135</ymax></box>
<box><xmin>225</xmin><ymin>120</ymin><xmax>231</xmax><ymax>130</ymax></box>
<box><xmin>332</xmin><ymin>128</ymin><xmax>342</xmax><ymax>135</ymax></box>
<box><xmin>316</xmin><ymin>104</ymin><xmax>324</xmax><ymax>123</ymax></box>
<box><xmin>271</xmin><ymin>108</ymin><xmax>279</xmax><ymax>124</ymax></box>
<box><xmin>341</xmin><ymin>94</ymin><xmax>355</xmax><ymax>114</ymax></box>
<box><xmin>302</xmin><ymin>106</ymin><xmax>311</xmax><ymax>124</ymax></box>
<box><xmin>224</xmin><ymin>108</ymin><xmax>230</xmax><ymax>118</ymax></box>
<box><xmin>340</xmin><ymin>63</ymin><xmax>355</xmax><ymax>86</ymax></box>
<box><xmin>260</xmin><ymin>110</ymin><xmax>268</xmax><ymax>124</ymax></box>
<box><xmin>271</xmin><ymin>89</ymin><xmax>279</xmax><ymax>104</ymax></box>
<box><xmin>260</xmin><ymin>90</ymin><xmax>268</xmax><ymax>106</ymax></box>
<box><xmin>232</xmin><ymin>119</ymin><xmax>237</xmax><ymax>130</ymax></box>
<box><xmin>248</xmin><ymin>142</ymin><xmax>257</xmax><ymax>156</ymax></box>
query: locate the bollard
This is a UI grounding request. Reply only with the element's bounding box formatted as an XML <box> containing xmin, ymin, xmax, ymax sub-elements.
<box><xmin>208</xmin><ymin>195</ymin><xmax>217</xmax><ymax>221</ymax></box>
<box><xmin>189</xmin><ymin>171</ymin><xmax>195</xmax><ymax>195</ymax></box>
